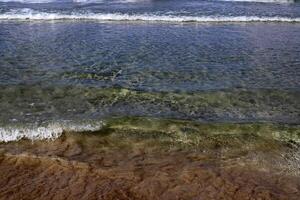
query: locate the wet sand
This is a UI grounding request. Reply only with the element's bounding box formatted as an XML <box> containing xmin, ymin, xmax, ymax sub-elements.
<box><xmin>0</xmin><ymin>119</ymin><xmax>299</xmax><ymax>199</ymax></box>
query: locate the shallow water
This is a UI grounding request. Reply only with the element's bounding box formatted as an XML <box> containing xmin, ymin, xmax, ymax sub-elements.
<box><xmin>0</xmin><ymin>119</ymin><xmax>300</xmax><ymax>199</ymax></box>
<box><xmin>0</xmin><ymin>21</ymin><xmax>300</xmax><ymax>140</ymax></box>
<box><xmin>1</xmin><ymin>1</ymin><xmax>300</xmax><ymax>136</ymax></box>
<box><xmin>0</xmin><ymin>0</ymin><xmax>300</xmax><ymax>198</ymax></box>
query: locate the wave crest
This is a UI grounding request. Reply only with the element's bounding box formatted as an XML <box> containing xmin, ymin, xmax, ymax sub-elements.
<box><xmin>0</xmin><ymin>0</ymin><xmax>295</xmax><ymax>3</ymax></box>
<box><xmin>1</xmin><ymin>9</ymin><xmax>300</xmax><ymax>22</ymax></box>
<box><xmin>221</xmin><ymin>0</ymin><xmax>295</xmax><ymax>3</ymax></box>
<box><xmin>0</xmin><ymin>121</ymin><xmax>105</xmax><ymax>142</ymax></box>
<box><xmin>0</xmin><ymin>0</ymin><xmax>106</xmax><ymax>3</ymax></box>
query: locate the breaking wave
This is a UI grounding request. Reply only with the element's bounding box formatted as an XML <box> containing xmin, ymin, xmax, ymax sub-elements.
<box><xmin>0</xmin><ymin>120</ymin><xmax>105</xmax><ymax>142</ymax></box>
<box><xmin>1</xmin><ymin>9</ymin><xmax>300</xmax><ymax>22</ymax></box>
<box><xmin>0</xmin><ymin>0</ymin><xmax>104</xmax><ymax>3</ymax></box>
<box><xmin>0</xmin><ymin>0</ymin><xmax>56</xmax><ymax>2</ymax></box>
<box><xmin>220</xmin><ymin>0</ymin><xmax>295</xmax><ymax>3</ymax></box>
<box><xmin>0</xmin><ymin>0</ymin><xmax>296</xmax><ymax>3</ymax></box>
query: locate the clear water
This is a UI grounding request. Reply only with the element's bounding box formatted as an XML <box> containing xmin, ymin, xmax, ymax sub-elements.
<box><xmin>0</xmin><ymin>0</ymin><xmax>299</xmax><ymax>141</ymax></box>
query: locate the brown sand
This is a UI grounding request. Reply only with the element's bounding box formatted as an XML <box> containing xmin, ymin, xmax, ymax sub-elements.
<box><xmin>0</xmin><ymin>130</ymin><xmax>299</xmax><ymax>200</ymax></box>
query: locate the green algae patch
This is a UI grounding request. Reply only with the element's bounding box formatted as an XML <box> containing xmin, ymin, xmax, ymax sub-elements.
<box><xmin>72</xmin><ymin>116</ymin><xmax>300</xmax><ymax>153</ymax></box>
<box><xmin>1</xmin><ymin>85</ymin><xmax>299</xmax><ymax>124</ymax></box>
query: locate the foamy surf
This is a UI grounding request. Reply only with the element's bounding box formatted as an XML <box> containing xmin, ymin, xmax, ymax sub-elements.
<box><xmin>0</xmin><ymin>0</ymin><xmax>103</xmax><ymax>2</ymax></box>
<box><xmin>0</xmin><ymin>0</ymin><xmax>296</xmax><ymax>3</ymax></box>
<box><xmin>1</xmin><ymin>9</ymin><xmax>300</xmax><ymax>23</ymax></box>
<box><xmin>220</xmin><ymin>0</ymin><xmax>295</xmax><ymax>3</ymax></box>
<box><xmin>0</xmin><ymin>121</ymin><xmax>105</xmax><ymax>142</ymax></box>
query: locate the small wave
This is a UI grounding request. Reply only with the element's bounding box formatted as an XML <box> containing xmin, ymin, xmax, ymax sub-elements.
<box><xmin>0</xmin><ymin>0</ymin><xmax>56</xmax><ymax>3</ymax></box>
<box><xmin>0</xmin><ymin>121</ymin><xmax>105</xmax><ymax>142</ymax></box>
<box><xmin>0</xmin><ymin>0</ymin><xmax>295</xmax><ymax>3</ymax></box>
<box><xmin>220</xmin><ymin>0</ymin><xmax>295</xmax><ymax>3</ymax></box>
<box><xmin>0</xmin><ymin>9</ymin><xmax>300</xmax><ymax>22</ymax></box>
<box><xmin>0</xmin><ymin>0</ymin><xmax>105</xmax><ymax>3</ymax></box>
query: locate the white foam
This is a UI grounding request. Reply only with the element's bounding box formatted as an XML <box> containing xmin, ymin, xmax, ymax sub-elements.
<box><xmin>0</xmin><ymin>0</ymin><xmax>55</xmax><ymax>3</ymax></box>
<box><xmin>220</xmin><ymin>0</ymin><xmax>295</xmax><ymax>3</ymax></box>
<box><xmin>72</xmin><ymin>0</ymin><xmax>104</xmax><ymax>3</ymax></box>
<box><xmin>0</xmin><ymin>0</ymin><xmax>295</xmax><ymax>3</ymax></box>
<box><xmin>0</xmin><ymin>121</ymin><xmax>105</xmax><ymax>142</ymax></box>
<box><xmin>0</xmin><ymin>9</ymin><xmax>300</xmax><ymax>23</ymax></box>
<box><xmin>0</xmin><ymin>0</ymin><xmax>106</xmax><ymax>3</ymax></box>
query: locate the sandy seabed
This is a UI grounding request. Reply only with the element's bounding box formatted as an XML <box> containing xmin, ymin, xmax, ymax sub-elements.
<box><xmin>0</xmin><ymin>120</ymin><xmax>299</xmax><ymax>200</ymax></box>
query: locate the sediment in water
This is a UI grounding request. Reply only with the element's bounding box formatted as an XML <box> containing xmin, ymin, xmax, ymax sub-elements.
<box><xmin>0</xmin><ymin>118</ymin><xmax>299</xmax><ymax>199</ymax></box>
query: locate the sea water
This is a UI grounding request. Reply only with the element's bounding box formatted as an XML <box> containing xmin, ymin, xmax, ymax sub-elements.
<box><xmin>0</xmin><ymin>0</ymin><xmax>299</xmax><ymax>141</ymax></box>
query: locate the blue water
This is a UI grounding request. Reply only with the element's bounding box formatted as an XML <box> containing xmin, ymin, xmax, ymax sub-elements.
<box><xmin>0</xmin><ymin>0</ymin><xmax>299</xmax><ymax>140</ymax></box>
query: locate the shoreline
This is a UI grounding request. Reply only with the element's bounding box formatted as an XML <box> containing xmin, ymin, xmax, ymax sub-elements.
<box><xmin>0</xmin><ymin>119</ymin><xmax>299</xmax><ymax>199</ymax></box>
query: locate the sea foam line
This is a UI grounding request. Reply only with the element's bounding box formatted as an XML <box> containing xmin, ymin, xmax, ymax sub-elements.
<box><xmin>220</xmin><ymin>0</ymin><xmax>295</xmax><ymax>3</ymax></box>
<box><xmin>0</xmin><ymin>121</ymin><xmax>105</xmax><ymax>142</ymax></box>
<box><xmin>0</xmin><ymin>10</ymin><xmax>300</xmax><ymax>22</ymax></box>
<box><xmin>0</xmin><ymin>0</ymin><xmax>295</xmax><ymax>3</ymax></box>
<box><xmin>0</xmin><ymin>0</ymin><xmax>103</xmax><ymax>2</ymax></box>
